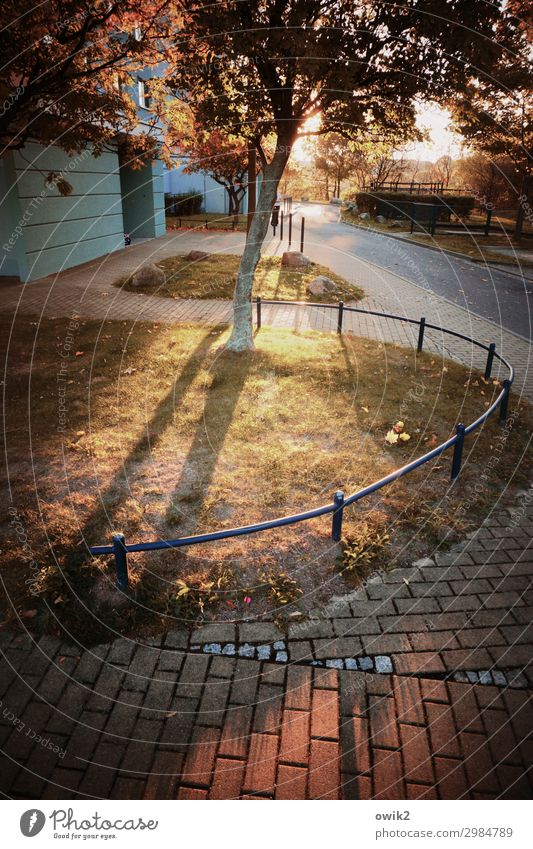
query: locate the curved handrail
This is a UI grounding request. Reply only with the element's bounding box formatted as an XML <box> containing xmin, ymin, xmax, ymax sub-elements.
<box><xmin>88</xmin><ymin>300</ymin><xmax>514</xmax><ymax>588</ymax></box>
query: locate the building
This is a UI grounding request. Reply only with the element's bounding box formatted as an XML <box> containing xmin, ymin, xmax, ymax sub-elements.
<box><xmin>0</xmin><ymin>72</ymin><xmax>166</xmax><ymax>284</ymax></box>
<box><xmin>164</xmin><ymin>158</ymin><xmax>249</xmax><ymax>216</ymax></box>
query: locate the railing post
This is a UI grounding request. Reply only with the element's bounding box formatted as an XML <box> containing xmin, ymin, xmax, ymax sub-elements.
<box><xmin>484</xmin><ymin>343</ymin><xmax>496</xmax><ymax>380</ymax></box>
<box><xmin>417</xmin><ymin>317</ymin><xmax>426</xmax><ymax>353</ymax></box>
<box><xmin>112</xmin><ymin>533</ymin><xmax>129</xmax><ymax>590</ymax></box>
<box><xmin>288</xmin><ymin>213</ymin><xmax>293</xmax><ymax>247</ymax></box>
<box><xmin>484</xmin><ymin>207</ymin><xmax>493</xmax><ymax>237</ymax></box>
<box><xmin>300</xmin><ymin>216</ymin><xmax>305</xmax><ymax>253</ymax></box>
<box><xmin>499</xmin><ymin>379</ymin><xmax>511</xmax><ymax>427</ymax></box>
<box><xmin>332</xmin><ymin>491</ymin><xmax>345</xmax><ymax>542</ymax></box>
<box><xmin>256</xmin><ymin>296</ymin><xmax>262</xmax><ymax>330</ymax></box>
<box><xmin>280</xmin><ymin>211</ymin><xmax>284</xmax><ymax>240</ymax></box>
<box><xmin>337</xmin><ymin>301</ymin><xmax>344</xmax><ymax>334</ymax></box>
<box><xmin>451</xmin><ymin>423</ymin><xmax>465</xmax><ymax>481</ymax></box>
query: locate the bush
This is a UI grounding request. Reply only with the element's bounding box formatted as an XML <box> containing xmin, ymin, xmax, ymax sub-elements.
<box><xmin>165</xmin><ymin>191</ymin><xmax>203</xmax><ymax>216</ymax></box>
<box><xmin>355</xmin><ymin>191</ymin><xmax>475</xmax><ymax>219</ymax></box>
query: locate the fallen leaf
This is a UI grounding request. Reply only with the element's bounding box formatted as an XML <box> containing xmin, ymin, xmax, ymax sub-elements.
<box><xmin>75</xmin><ymin>351</ymin><xmax>85</xmax><ymax>357</ymax></box>
<box><xmin>399</xmin><ymin>432</ymin><xmax>411</xmax><ymax>442</ymax></box>
<box><xmin>385</xmin><ymin>429</ymin><xmax>399</xmax><ymax>444</ymax></box>
<box><xmin>361</xmin><ymin>406</ymin><xmax>369</xmax><ymax>413</ymax></box>
<box><xmin>22</xmin><ymin>609</ymin><xmax>37</xmax><ymax>618</ymax></box>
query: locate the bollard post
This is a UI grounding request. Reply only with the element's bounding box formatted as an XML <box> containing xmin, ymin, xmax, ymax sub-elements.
<box><xmin>112</xmin><ymin>534</ymin><xmax>129</xmax><ymax>590</ymax></box>
<box><xmin>484</xmin><ymin>207</ymin><xmax>493</xmax><ymax>237</ymax></box>
<box><xmin>332</xmin><ymin>491</ymin><xmax>345</xmax><ymax>542</ymax></box>
<box><xmin>288</xmin><ymin>213</ymin><xmax>293</xmax><ymax>247</ymax></box>
<box><xmin>499</xmin><ymin>379</ymin><xmax>511</xmax><ymax>427</ymax></box>
<box><xmin>484</xmin><ymin>343</ymin><xmax>496</xmax><ymax>380</ymax></box>
<box><xmin>417</xmin><ymin>317</ymin><xmax>426</xmax><ymax>353</ymax></box>
<box><xmin>256</xmin><ymin>296</ymin><xmax>262</xmax><ymax>330</ymax></box>
<box><xmin>451</xmin><ymin>423</ymin><xmax>465</xmax><ymax>481</ymax></box>
<box><xmin>280</xmin><ymin>211</ymin><xmax>284</xmax><ymax>240</ymax></box>
<box><xmin>300</xmin><ymin>216</ymin><xmax>305</xmax><ymax>253</ymax></box>
<box><xmin>337</xmin><ymin>301</ymin><xmax>344</xmax><ymax>334</ymax></box>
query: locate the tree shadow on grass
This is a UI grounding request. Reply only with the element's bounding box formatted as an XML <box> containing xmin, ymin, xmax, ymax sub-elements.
<box><xmin>165</xmin><ymin>347</ymin><xmax>253</xmax><ymax>536</ymax></box>
<box><xmin>70</xmin><ymin>326</ymin><xmax>227</xmax><ymax>562</ymax></box>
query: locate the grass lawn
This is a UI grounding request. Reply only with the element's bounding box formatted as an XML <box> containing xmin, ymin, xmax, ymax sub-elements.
<box><xmin>2</xmin><ymin>313</ymin><xmax>531</xmax><ymax>642</ymax></box>
<box><xmin>166</xmin><ymin>213</ymin><xmax>248</xmax><ymax>231</ymax></box>
<box><xmin>120</xmin><ymin>253</ymin><xmax>365</xmax><ymax>303</ymax></box>
<box><xmin>341</xmin><ymin>209</ymin><xmax>533</xmax><ymax>267</ymax></box>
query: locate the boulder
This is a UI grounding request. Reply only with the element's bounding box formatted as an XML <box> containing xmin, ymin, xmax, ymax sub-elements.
<box><xmin>389</xmin><ymin>219</ymin><xmax>403</xmax><ymax>228</ymax></box>
<box><xmin>186</xmin><ymin>250</ymin><xmax>210</xmax><ymax>262</ymax></box>
<box><xmin>307</xmin><ymin>275</ymin><xmax>339</xmax><ymax>296</ymax></box>
<box><xmin>129</xmin><ymin>262</ymin><xmax>165</xmax><ymax>288</ymax></box>
<box><xmin>281</xmin><ymin>251</ymin><xmax>311</xmax><ymax>269</ymax></box>
<box><xmin>359</xmin><ymin>212</ymin><xmax>370</xmax><ymax>220</ymax></box>
<box><xmin>375</xmin><ymin>215</ymin><xmax>386</xmax><ymax>224</ymax></box>
<box><xmin>329</xmin><ymin>196</ymin><xmax>342</xmax><ymax>205</ymax></box>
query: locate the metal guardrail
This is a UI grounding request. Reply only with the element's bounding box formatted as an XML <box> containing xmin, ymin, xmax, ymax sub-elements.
<box><xmin>89</xmin><ymin>301</ymin><xmax>514</xmax><ymax>589</ymax></box>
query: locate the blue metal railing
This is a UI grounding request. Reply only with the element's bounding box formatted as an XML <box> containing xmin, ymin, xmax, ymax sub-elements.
<box><xmin>88</xmin><ymin>299</ymin><xmax>515</xmax><ymax>589</ymax></box>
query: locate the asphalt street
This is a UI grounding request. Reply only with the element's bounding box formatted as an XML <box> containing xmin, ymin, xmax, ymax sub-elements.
<box><xmin>285</xmin><ymin>203</ymin><xmax>532</xmax><ymax>341</ymax></box>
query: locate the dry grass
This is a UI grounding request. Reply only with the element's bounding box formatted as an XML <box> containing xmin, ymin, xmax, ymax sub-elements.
<box><xmin>119</xmin><ymin>254</ymin><xmax>365</xmax><ymax>303</ymax></box>
<box><xmin>1</xmin><ymin>313</ymin><xmax>531</xmax><ymax>641</ymax></box>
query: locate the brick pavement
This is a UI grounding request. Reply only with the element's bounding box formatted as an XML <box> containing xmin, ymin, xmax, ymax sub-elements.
<box><xmin>0</xmin><ymin>227</ymin><xmax>531</xmax><ymax>799</ymax></box>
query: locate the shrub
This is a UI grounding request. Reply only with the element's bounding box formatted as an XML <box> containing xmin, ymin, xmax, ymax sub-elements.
<box><xmin>355</xmin><ymin>191</ymin><xmax>475</xmax><ymax>219</ymax></box>
<box><xmin>165</xmin><ymin>191</ymin><xmax>203</xmax><ymax>216</ymax></box>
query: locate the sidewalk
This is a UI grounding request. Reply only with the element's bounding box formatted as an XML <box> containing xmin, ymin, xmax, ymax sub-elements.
<box><xmin>1</xmin><ymin>229</ymin><xmax>531</xmax><ymax>799</ymax></box>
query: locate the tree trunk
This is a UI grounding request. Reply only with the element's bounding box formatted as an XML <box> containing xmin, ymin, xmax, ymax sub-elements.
<box><xmin>226</xmin><ymin>147</ymin><xmax>290</xmax><ymax>351</ymax></box>
<box><xmin>514</xmin><ymin>172</ymin><xmax>531</xmax><ymax>239</ymax></box>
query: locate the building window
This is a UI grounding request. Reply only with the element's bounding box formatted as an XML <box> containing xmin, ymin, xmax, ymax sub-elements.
<box><xmin>138</xmin><ymin>78</ymin><xmax>151</xmax><ymax>109</ymax></box>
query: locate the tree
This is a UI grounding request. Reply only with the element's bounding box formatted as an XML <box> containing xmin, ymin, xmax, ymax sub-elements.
<box><xmin>454</xmin><ymin>152</ymin><xmax>518</xmax><ymax>208</ymax></box>
<box><xmin>313</xmin><ymin>134</ymin><xmax>362</xmax><ymax>199</ymax></box>
<box><xmin>180</xmin><ymin>128</ymin><xmax>251</xmax><ymax>215</ymax></box>
<box><xmin>429</xmin><ymin>154</ymin><xmax>455</xmax><ymax>188</ymax></box>
<box><xmin>0</xmin><ymin>1</ymin><xmax>179</xmax><ymax>162</ymax></box>
<box><xmin>448</xmin><ymin>2</ymin><xmax>532</xmax><ymax>234</ymax></box>
<box><xmin>168</xmin><ymin>0</ymin><xmax>516</xmax><ymax>351</ymax></box>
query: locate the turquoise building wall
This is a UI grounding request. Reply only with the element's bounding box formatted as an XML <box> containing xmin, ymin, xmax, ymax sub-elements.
<box><xmin>0</xmin><ymin>142</ymin><xmax>165</xmax><ymax>283</ymax></box>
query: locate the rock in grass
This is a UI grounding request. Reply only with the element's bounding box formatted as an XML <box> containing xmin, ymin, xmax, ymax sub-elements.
<box><xmin>186</xmin><ymin>250</ymin><xmax>210</xmax><ymax>262</ymax></box>
<box><xmin>281</xmin><ymin>251</ymin><xmax>311</xmax><ymax>269</ymax></box>
<box><xmin>129</xmin><ymin>263</ymin><xmax>165</xmax><ymax>288</ymax></box>
<box><xmin>359</xmin><ymin>212</ymin><xmax>370</xmax><ymax>220</ymax></box>
<box><xmin>306</xmin><ymin>275</ymin><xmax>339</xmax><ymax>296</ymax></box>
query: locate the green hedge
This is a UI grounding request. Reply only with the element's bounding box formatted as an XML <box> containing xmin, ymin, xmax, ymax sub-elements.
<box><xmin>355</xmin><ymin>191</ymin><xmax>475</xmax><ymax>219</ymax></box>
<box><xmin>165</xmin><ymin>191</ymin><xmax>203</xmax><ymax>216</ymax></box>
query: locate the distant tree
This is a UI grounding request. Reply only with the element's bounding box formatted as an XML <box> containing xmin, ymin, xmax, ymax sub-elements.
<box><xmin>448</xmin><ymin>2</ymin><xmax>532</xmax><ymax>235</ymax></box>
<box><xmin>0</xmin><ymin>1</ymin><xmax>179</xmax><ymax>163</ymax></box>
<box><xmin>168</xmin><ymin>0</ymin><xmax>519</xmax><ymax>351</ymax></box>
<box><xmin>180</xmin><ymin>128</ymin><xmax>252</xmax><ymax>215</ymax></box>
<box><xmin>429</xmin><ymin>155</ymin><xmax>455</xmax><ymax>188</ymax></box>
<box><xmin>313</xmin><ymin>134</ymin><xmax>363</xmax><ymax>199</ymax></box>
<box><xmin>454</xmin><ymin>153</ymin><xmax>518</xmax><ymax>208</ymax></box>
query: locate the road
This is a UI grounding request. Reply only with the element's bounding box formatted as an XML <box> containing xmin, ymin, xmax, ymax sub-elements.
<box><xmin>281</xmin><ymin>203</ymin><xmax>532</xmax><ymax>341</ymax></box>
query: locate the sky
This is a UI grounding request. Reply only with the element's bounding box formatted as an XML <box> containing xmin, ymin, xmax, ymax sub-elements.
<box><xmin>405</xmin><ymin>102</ymin><xmax>465</xmax><ymax>162</ymax></box>
<box><xmin>293</xmin><ymin>103</ymin><xmax>466</xmax><ymax>164</ymax></box>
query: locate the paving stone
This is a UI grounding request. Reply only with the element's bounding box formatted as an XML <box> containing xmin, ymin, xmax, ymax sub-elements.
<box><xmin>243</xmin><ymin>732</ymin><xmax>278</xmax><ymax>795</ymax></box>
<box><xmin>311</xmin><ymin>689</ymin><xmax>339</xmax><ymax>741</ymax></box>
<box><xmin>164</xmin><ymin>631</ymin><xmax>189</xmax><ymax>650</ymax></box>
<box><xmin>308</xmin><ymin>739</ymin><xmax>340</xmax><ymax>799</ymax></box>
<box><xmin>191</xmin><ymin>623</ymin><xmax>236</xmax><ymax>644</ymax></box>
<box><xmin>210</xmin><ymin>757</ymin><xmax>245</xmax><ymax>800</ymax></box>
<box><xmin>275</xmin><ymin>764</ymin><xmax>308</xmax><ymax>799</ymax></box>
<box><xmin>400</xmin><ymin>723</ymin><xmax>434</xmax><ymax>784</ymax></box>
<box><xmin>313</xmin><ymin>637</ymin><xmax>362</xmax><ymax>659</ymax></box>
<box><xmin>238</xmin><ymin>623</ymin><xmax>284</xmax><ymax>643</ymax></box>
